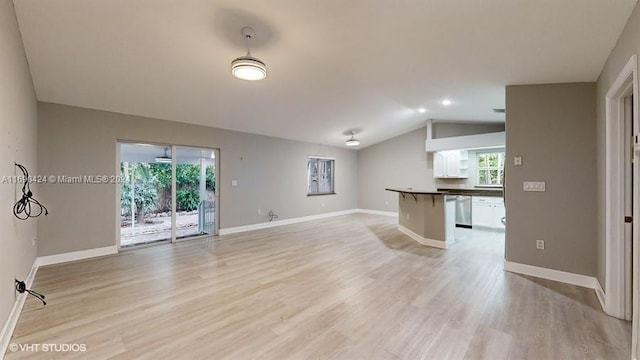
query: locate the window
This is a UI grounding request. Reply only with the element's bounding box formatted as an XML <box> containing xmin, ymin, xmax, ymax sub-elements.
<box><xmin>477</xmin><ymin>152</ymin><xmax>505</xmax><ymax>186</ymax></box>
<box><xmin>307</xmin><ymin>156</ymin><xmax>335</xmax><ymax>195</ymax></box>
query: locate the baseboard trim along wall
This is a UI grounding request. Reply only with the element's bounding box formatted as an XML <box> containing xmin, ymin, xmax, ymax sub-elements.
<box><xmin>398</xmin><ymin>225</ymin><xmax>450</xmax><ymax>249</ymax></box>
<box><xmin>354</xmin><ymin>209</ymin><xmax>398</xmax><ymax>217</ymax></box>
<box><xmin>0</xmin><ymin>262</ymin><xmax>38</xmax><ymax>359</ymax></box>
<box><xmin>594</xmin><ymin>279</ymin><xmax>606</xmax><ymax>313</ymax></box>
<box><xmin>36</xmin><ymin>246</ymin><xmax>118</xmax><ymax>267</ymax></box>
<box><xmin>219</xmin><ymin>209</ymin><xmax>358</xmax><ymax>235</ymax></box>
<box><xmin>504</xmin><ymin>260</ymin><xmax>600</xmax><ymax>291</ymax></box>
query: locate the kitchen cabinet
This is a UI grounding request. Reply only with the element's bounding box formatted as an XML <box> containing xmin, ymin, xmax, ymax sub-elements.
<box><xmin>433</xmin><ymin>150</ymin><xmax>468</xmax><ymax>179</ymax></box>
<box><xmin>472</xmin><ymin>196</ymin><xmax>505</xmax><ymax>230</ymax></box>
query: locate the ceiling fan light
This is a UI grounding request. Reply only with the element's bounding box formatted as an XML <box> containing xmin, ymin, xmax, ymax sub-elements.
<box><xmin>345</xmin><ymin>131</ymin><xmax>360</xmax><ymax>147</ymax></box>
<box><xmin>154</xmin><ymin>157</ymin><xmax>172</xmax><ymax>163</ymax></box>
<box><xmin>155</xmin><ymin>148</ymin><xmax>172</xmax><ymax>163</ymax></box>
<box><xmin>231</xmin><ymin>55</ymin><xmax>267</xmax><ymax>81</ymax></box>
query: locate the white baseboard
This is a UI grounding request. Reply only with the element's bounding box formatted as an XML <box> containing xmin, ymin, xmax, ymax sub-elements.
<box><xmin>219</xmin><ymin>209</ymin><xmax>358</xmax><ymax>235</ymax></box>
<box><xmin>219</xmin><ymin>208</ymin><xmax>402</xmax><ymax>236</ymax></box>
<box><xmin>594</xmin><ymin>279</ymin><xmax>606</xmax><ymax>312</ymax></box>
<box><xmin>0</xmin><ymin>261</ymin><xmax>38</xmax><ymax>359</ymax></box>
<box><xmin>398</xmin><ymin>225</ymin><xmax>449</xmax><ymax>249</ymax></box>
<box><xmin>504</xmin><ymin>260</ymin><xmax>599</xmax><ymax>290</ymax></box>
<box><xmin>36</xmin><ymin>246</ymin><xmax>118</xmax><ymax>267</ymax></box>
<box><xmin>355</xmin><ymin>209</ymin><xmax>398</xmax><ymax>217</ymax></box>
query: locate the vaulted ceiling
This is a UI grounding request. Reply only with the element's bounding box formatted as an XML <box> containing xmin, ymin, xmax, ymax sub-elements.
<box><xmin>13</xmin><ymin>0</ymin><xmax>637</xmax><ymax>148</ymax></box>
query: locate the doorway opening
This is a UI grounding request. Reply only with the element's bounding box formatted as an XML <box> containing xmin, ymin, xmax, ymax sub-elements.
<box><xmin>604</xmin><ymin>54</ymin><xmax>638</xmax><ymax>358</ymax></box>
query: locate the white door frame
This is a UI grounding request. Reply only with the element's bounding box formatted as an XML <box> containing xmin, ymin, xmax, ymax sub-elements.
<box><xmin>605</xmin><ymin>54</ymin><xmax>638</xmax><ymax>356</ymax></box>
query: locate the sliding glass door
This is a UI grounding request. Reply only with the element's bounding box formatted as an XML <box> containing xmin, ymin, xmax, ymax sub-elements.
<box><xmin>119</xmin><ymin>143</ymin><xmax>173</xmax><ymax>247</ymax></box>
<box><xmin>175</xmin><ymin>147</ymin><xmax>216</xmax><ymax>240</ymax></box>
<box><xmin>118</xmin><ymin>143</ymin><xmax>218</xmax><ymax>248</ymax></box>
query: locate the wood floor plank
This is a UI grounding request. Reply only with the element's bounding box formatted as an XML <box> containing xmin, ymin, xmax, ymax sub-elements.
<box><xmin>4</xmin><ymin>213</ymin><xmax>631</xmax><ymax>359</ymax></box>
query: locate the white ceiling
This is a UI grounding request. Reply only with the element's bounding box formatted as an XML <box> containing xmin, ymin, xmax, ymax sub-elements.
<box><xmin>13</xmin><ymin>0</ymin><xmax>637</xmax><ymax>148</ymax></box>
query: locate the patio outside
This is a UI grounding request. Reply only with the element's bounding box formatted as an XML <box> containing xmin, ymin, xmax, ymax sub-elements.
<box><xmin>120</xmin><ymin>148</ymin><xmax>215</xmax><ymax>247</ymax></box>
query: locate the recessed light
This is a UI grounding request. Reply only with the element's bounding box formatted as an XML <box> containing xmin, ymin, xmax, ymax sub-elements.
<box><xmin>417</xmin><ymin>108</ymin><xmax>427</xmax><ymax>113</ymax></box>
<box><xmin>441</xmin><ymin>99</ymin><xmax>452</xmax><ymax>106</ymax></box>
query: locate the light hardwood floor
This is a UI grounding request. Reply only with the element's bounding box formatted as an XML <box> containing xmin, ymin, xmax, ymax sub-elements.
<box><xmin>5</xmin><ymin>214</ymin><xmax>631</xmax><ymax>359</ymax></box>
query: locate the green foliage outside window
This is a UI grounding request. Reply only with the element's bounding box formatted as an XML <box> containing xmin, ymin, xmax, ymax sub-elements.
<box><xmin>477</xmin><ymin>152</ymin><xmax>504</xmax><ymax>186</ymax></box>
<box><xmin>121</xmin><ymin>162</ymin><xmax>216</xmax><ymax>215</ymax></box>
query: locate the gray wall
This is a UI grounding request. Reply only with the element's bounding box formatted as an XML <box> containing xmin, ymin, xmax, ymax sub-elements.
<box><xmin>357</xmin><ymin>123</ymin><xmax>506</xmax><ymax>212</ymax></box>
<box><xmin>37</xmin><ymin>103</ymin><xmax>358</xmax><ymax>256</ymax></box>
<box><xmin>505</xmin><ymin>83</ymin><xmax>597</xmax><ymax>276</ymax></box>
<box><xmin>432</xmin><ymin>122</ymin><xmax>505</xmax><ymax>139</ymax></box>
<box><xmin>357</xmin><ymin>127</ymin><xmax>433</xmax><ymax>212</ymax></box>
<box><xmin>0</xmin><ymin>0</ymin><xmax>38</xmax><ymax>331</ymax></box>
<box><xmin>595</xmin><ymin>2</ymin><xmax>640</xmax><ymax>289</ymax></box>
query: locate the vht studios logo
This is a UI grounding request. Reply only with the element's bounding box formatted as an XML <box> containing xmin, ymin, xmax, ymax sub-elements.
<box><xmin>9</xmin><ymin>343</ymin><xmax>87</xmax><ymax>353</ymax></box>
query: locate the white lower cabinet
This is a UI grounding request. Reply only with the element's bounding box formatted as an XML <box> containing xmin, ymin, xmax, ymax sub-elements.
<box><xmin>471</xmin><ymin>196</ymin><xmax>505</xmax><ymax>230</ymax></box>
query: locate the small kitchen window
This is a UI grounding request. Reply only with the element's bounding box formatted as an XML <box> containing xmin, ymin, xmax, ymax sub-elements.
<box><xmin>477</xmin><ymin>152</ymin><xmax>505</xmax><ymax>186</ymax></box>
<box><xmin>307</xmin><ymin>156</ymin><xmax>335</xmax><ymax>195</ymax></box>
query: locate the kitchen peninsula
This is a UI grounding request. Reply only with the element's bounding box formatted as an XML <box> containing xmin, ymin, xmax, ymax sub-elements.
<box><xmin>385</xmin><ymin>187</ymin><xmax>503</xmax><ymax>249</ymax></box>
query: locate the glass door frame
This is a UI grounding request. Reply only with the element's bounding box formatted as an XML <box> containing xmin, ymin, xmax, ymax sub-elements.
<box><xmin>172</xmin><ymin>145</ymin><xmax>220</xmax><ymax>243</ymax></box>
<box><xmin>116</xmin><ymin>141</ymin><xmax>220</xmax><ymax>250</ymax></box>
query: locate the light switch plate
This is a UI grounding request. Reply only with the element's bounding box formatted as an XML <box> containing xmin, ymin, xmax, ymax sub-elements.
<box><xmin>514</xmin><ymin>156</ymin><xmax>522</xmax><ymax>166</ymax></box>
<box><xmin>523</xmin><ymin>181</ymin><xmax>545</xmax><ymax>192</ymax></box>
<box><xmin>231</xmin><ymin>180</ymin><xmax>238</xmax><ymax>187</ymax></box>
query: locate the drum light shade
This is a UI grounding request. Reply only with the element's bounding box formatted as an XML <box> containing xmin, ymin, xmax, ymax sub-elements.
<box><xmin>231</xmin><ymin>55</ymin><xmax>267</xmax><ymax>81</ymax></box>
<box><xmin>345</xmin><ymin>132</ymin><xmax>360</xmax><ymax>146</ymax></box>
<box><xmin>231</xmin><ymin>27</ymin><xmax>267</xmax><ymax>81</ymax></box>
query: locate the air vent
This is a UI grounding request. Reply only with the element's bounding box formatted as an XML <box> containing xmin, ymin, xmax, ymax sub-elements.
<box><xmin>493</xmin><ymin>108</ymin><xmax>506</xmax><ymax>114</ymax></box>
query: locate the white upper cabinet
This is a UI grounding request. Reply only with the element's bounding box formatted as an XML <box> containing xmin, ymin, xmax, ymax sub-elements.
<box><xmin>433</xmin><ymin>150</ymin><xmax>469</xmax><ymax>179</ymax></box>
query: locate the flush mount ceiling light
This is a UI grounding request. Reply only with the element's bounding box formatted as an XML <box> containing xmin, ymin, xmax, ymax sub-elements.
<box><xmin>417</xmin><ymin>108</ymin><xmax>427</xmax><ymax>113</ymax></box>
<box><xmin>231</xmin><ymin>27</ymin><xmax>267</xmax><ymax>81</ymax></box>
<box><xmin>155</xmin><ymin>148</ymin><xmax>172</xmax><ymax>163</ymax></box>
<box><xmin>441</xmin><ymin>99</ymin><xmax>452</xmax><ymax>106</ymax></box>
<box><xmin>345</xmin><ymin>131</ymin><xmax>360</xmax><ymax>147</ymax></box>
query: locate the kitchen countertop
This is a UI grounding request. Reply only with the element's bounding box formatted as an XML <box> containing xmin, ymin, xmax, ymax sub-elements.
<box><xmin>437</xmin><ymin>188</ymin><xmax>503</xmax><ymax>197</ymax></box>
<box><xmin>385</xmin><ymin>187</ymin><xmax>503</xmax><ymax>197</ymax></box>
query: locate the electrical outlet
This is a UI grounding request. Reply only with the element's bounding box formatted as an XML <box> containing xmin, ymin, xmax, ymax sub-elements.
<box><xmin>536</xmin><ymin>240</ymin><xmax>545</xmax><ymax>250</ymax></box>
<box><xmin>257</xmin><ymin>209</ymin><xmax>261</xmax><ymax>215</ymax></box>
<box><xmin>31</xmin><ymin>238</ymin><xmax>37</xmax><ymax>247</ymax></box>
<box><xmin>231</xmin><ymin>180</ymin><xmax>238</xmax><ymax>187</ymax></box>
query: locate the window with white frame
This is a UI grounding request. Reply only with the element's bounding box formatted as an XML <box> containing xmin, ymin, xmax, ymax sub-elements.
<box><xmin>477</xmin><ymin>152</ymin><xmax>505</xmax><ymax>186</ymax></box>
<box><xmin>307</xmin><ymin>156</ymin><xmax>335</xmax><ymax>195</ymax></box>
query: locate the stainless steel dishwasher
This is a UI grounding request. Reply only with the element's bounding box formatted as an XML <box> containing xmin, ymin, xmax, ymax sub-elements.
<box><xmin>455</xmin><ymin>195</ymin><xmax>472</xmax><ymax>228</ymax></box>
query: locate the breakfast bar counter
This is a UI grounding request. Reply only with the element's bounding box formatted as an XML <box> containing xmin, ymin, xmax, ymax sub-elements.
<box><xmin>385</xmin><ymin>188</ymin><xmax>456</xmax><ymax>249</ymax></box>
